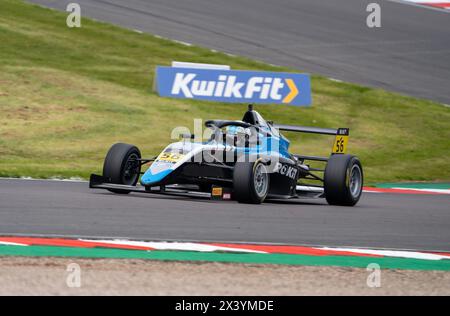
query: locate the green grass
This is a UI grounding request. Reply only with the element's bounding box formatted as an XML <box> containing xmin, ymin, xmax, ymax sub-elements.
<box><xmin>0</xmin><ymin>0</ymin><xmax>449</xmax><ymax>184</ymax></box>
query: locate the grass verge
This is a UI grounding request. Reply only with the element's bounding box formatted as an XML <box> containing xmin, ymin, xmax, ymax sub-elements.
<box><xmin>0</xmin><ymin>0</ymin><xmax>449</xmax><ymax>183</ymax></box>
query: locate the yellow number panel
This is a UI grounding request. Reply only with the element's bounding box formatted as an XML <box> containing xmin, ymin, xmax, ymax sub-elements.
<box><xmin>332</xmin><ymin>128</ymin><xmax>349</xmax><ymax>154</ymax></box>
<box><xmin>156</xmin><ymin>152</ymin><xmax>184</xmax><ymax>163</ymax></box>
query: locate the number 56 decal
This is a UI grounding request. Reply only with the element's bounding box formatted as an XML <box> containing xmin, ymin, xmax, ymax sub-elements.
<box><xmin>332</xmin><ymin>128</ymin><xmax>349</xmax><ymax>154</ymax></box>
<box><xmin>156</xmin><ymin>152</ymin><xmax>184</xmax><ymax>163</ymax></box>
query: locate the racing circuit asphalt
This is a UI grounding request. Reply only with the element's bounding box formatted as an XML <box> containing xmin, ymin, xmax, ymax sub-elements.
<box><xmin>11</xmin><ymin>1</ymin><xmax>450</xmax><ymax>251</ymax></box>
<box><xmin>0</xmin><ymin>179</ymin><xmax>449</xmax><ymax>252</ymax></box>
<box><xmin>28</xmin><ymin>0</ymin><xmax>450</xmax><ymax>104</ymax></box>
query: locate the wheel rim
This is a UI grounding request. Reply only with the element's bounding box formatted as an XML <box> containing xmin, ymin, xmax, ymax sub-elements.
<box><xmin>349</xmin><ymin>164</ymin><xmax>362</xmax><ymax>198</ymax></box>
<box><xmin>253</xmin><ymin>163</ymin><xmax>269</xmax><ymax>198</ymax></box>
<box><xmin>122</xmin><ymin>153</ymin><xmax>140</xmax><ymax>185</ymax></box>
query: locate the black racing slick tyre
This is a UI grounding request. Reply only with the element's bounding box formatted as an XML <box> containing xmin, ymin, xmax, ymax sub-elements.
<box><xmin>233</xmin><ymin>158</ymin><xmax>270</xmax><ymax>204</ymax></box>
<box><xmin>103</xmin><ymin>143</ymin><xmax>141</xmax><ymax>194</ymax></box>
<box><xmin>324</xmin><ymin>154</ymin><xmax>363</xmax><ymax>206</ymax></box>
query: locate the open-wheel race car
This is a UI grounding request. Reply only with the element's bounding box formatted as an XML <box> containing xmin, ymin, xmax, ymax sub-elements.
<box><xmin>90</xmin><ymin>105</ymin><xmax>363</xmax><ymax>205</ymax></box>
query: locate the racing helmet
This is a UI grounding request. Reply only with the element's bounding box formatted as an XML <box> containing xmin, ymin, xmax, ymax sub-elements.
<box><xmin>225</xmin><ymin>125</ymin><xmax>250</xmax><ymax>147</ymax></box>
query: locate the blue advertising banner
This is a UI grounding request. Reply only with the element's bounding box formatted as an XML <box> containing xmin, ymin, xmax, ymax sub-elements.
<box><xmin>155</xmin><ymin>66</ymin><xmax>311</xmax><ymax>106</ymax></box>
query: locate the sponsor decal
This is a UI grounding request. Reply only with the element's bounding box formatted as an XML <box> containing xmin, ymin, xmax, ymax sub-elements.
<box><xmin>274</xmin><ymin>163</ymin><xmax>298</xmax><ymax>180</ymax></box>
<box><xmin>212</xmin><ymin>187</ymin><xmax>223</xmax><ymax>196</ymax></box>
<box><xmin>155</xmin><ymin>66</ymin><xmax>311</xmax><ymax>106</ymax></box>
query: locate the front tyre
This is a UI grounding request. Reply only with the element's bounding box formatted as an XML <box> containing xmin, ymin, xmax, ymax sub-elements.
<box><xmin>324</xmin><ymin>154</ymin><xmax>363</xmax><ymax>206</ymax></box>
<box><xmin>103</xmin><ymin>143</ymin><xmax>141</xmax><ymax>194</ymax></box>
<box><xmin>233</xmin><ymin>158</ymin><xmax>270</xmax><ymax>204</ymax></box>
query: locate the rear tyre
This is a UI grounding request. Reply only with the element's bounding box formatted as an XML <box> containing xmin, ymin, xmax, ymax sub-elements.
<box><xmin>103</xmin><ymin>143</ymin><xmax>141</xmax><ymax>194</ymax></box>
<box><xmin>233</xmin><ymin>158</ymin><xmax>270</xmax><ymax>204</ymax></box>
<box><xmin>324</xmin><ymin>154</ymin><xmax>363</xmax><ymax>206</ymax></box>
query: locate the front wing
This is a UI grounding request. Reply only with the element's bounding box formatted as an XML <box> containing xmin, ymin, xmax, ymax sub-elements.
<box><xmin>89</xmin><ymin>174</ymin><xmax>324</xmax><ymax>201</ymax></box>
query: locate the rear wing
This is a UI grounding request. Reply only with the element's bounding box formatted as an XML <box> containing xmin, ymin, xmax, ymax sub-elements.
<box><xmin>273</xmin><ymin>124</ymin><xmax>338</xmax><ymax>136</ymax></box>
<box><xmin>272</xmin><ymin>124</ymin><xmax>350</xmax><ymax>161</ymax></box>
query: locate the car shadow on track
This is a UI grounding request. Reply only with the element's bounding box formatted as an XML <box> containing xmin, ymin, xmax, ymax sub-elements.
<box><xmin>94</xmin><ymin>191</ymin><xmax>327</xmax><ymax>206</ymax></box>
